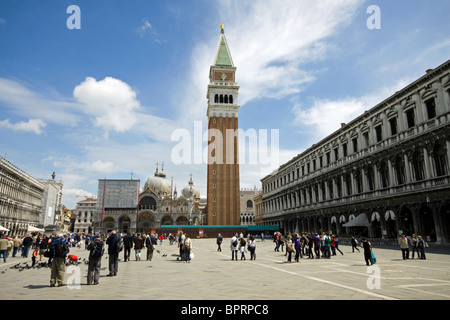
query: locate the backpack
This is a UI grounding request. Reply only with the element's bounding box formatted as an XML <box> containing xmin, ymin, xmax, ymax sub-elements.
<box><xmin>54</xmin><ymin>239</ymin><xmax>69</xmax><ymax>258</ymax></box>
<box><xmin>91</xmin><ymin>241</ymin><xmax>104</xmax><ymax>258</ymax></box>
<box><xmin>116</xmin><ymin>237</ymin><xmax>124</xmax><ymax>253</ymax></box>
<box><xmin>232</xmin><ymin>239</ymin><xmax>238</xmax><ymax>247</ymax></box>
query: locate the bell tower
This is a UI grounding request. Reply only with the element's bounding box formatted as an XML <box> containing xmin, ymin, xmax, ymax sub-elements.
<box><xmin>206</xmin><ymin>25</ymin><xmax>241</xmax><ymax>225</ymax></box>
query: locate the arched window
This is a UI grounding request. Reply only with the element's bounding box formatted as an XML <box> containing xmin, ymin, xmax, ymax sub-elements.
<box><xmin>246</xmin><ymin>200</ymin><xmax>253</xmax><ymax>208</ymax></box>
<box><xmin>433</xmin><ymin>141</ymin><xmax>448</xmax><ymax>176</ymax></box>
<box><xmin>220</xmin><ymin>95</ymin><xmax>224</xmax><ymax>103</ymax></box>
<box><xmin>380</xmin><ymin>161</ymin><xmax>390</xmax><ymax>188</ymax></box>
<box><xmin>224</xmin><ymin>95</ymin><xmax>228</xmax><ymax>103</ymax></box>
<box><xmin>229</xmin><ymin>95</ymin><xmax>233</xmax><ymax>104</ymax></box>
<box><xmin>395</xmin><ymin>155</ymin><xmax>405</xmax><ymax>185</ymax></box>
<box><xmin>412</xmin><ymin>151</ymin><xmax>424</xmax><ymax>181</ymax></box>
<box><xmin>214</xmin><ymin>94</ymin><xmax>218</xmax><ymax>103</ymax></box>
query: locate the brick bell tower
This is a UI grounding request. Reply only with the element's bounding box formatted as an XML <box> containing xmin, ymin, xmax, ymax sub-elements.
<box><xmin>206</xmin><ymin>24</ymin><xmax>240</xmax><ymax>225</ymax></box>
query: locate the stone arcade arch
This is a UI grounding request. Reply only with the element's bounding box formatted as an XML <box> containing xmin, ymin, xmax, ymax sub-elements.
<box><xmin>118</xmin><ymin>215</ymin><xmax>131</xmax><ymax>233</ymax></box>
<box><xmin>137</xmin><ymin>212</ymin><xmax>155</xmax><ymax>234</ymax></box>
<box><xmin>102</xmin><ymin>216</ymin><xmax>115</xmax><ymax>232</ymax></box>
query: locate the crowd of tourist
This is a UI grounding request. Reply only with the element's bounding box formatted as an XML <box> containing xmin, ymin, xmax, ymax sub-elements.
<box><xmin>0</xmin><ymin>228</ymin><xmax>431</xmax><ymax>288</ymax></box>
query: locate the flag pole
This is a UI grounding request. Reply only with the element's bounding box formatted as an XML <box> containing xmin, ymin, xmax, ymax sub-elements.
<box><xmin>137</xmin><ymin>177</ymin><xmax>140</xmax><ymax>233</ymax></box>
<box><xmin>101</xmin><ymin>174</ymin><xmax>106</xmax><ymax>233</ymax></box>
<box><xmin>170</xmin><ymin>177</ymin><xmax>173</xmax><ymax>223</ymax></box>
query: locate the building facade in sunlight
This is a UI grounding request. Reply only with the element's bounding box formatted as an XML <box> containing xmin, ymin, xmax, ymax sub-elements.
<box><xmin>94</xmin><ymin>164</ymin><xmax>203</xmax><ymax>233</ymax></box>
<box><xmin>259</xmin><ymin>59</ymin><xmax>450</xmax><ymax>244</ymax></box>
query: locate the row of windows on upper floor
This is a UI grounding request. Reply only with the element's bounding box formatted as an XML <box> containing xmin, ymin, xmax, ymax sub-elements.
<box><xmin>214</xmin><ymin>94</ymin><xmax>234</xmax><ymax>104</ymax></box>
<box><xmin>263</xmin><ymin>90</ymin><xmax>450</xmax><ymax>193</ymax></box>
<box><xmin>263</xmin><ymin>141</ymin><xmax>448</xmax><ymax>206</ymax></box>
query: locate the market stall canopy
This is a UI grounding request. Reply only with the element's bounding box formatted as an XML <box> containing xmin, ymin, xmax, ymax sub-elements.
<box><xmin>342</xmin><ymin>213</ymin><xmax>370</xmax><ymax>227</ymax></box>
<box><xmin>27</xmin><ymin>225</ymin><xmax>45</xmax><ymax>233</ymax></box>
<box><xmin>0</xmin><ymin>225</ymin><xmax>10</xmax><ymax>232</ymax></box>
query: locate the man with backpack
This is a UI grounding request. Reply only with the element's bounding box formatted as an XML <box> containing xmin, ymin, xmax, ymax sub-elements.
<box><xmin>49</xmin><ymin>233</ymin><xmax>70</xmax><ymax>287</ymax></box>
<box><xmin>87</xmin><ymin>234</ymin><xmax>104</xmax><ymax>285</ymax></box>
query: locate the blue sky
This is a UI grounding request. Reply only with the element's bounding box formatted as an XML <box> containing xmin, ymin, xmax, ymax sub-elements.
<box><xmin>1</xmin><ymin>0</ymin><xmax>450</xmax><ymax>209</ymax></box>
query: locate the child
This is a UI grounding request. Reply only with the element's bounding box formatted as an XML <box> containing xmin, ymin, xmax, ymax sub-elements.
<box><xmin>31</xmin><ymin>248</ymin><xmax>39</xmax><ymax>267</ymax></box>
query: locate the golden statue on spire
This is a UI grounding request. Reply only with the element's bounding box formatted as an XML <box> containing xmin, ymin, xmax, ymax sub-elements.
<box><xmin>220</xmin><ymin>23</ymin><xmax>224</xmax><ymax>30</ymax></box>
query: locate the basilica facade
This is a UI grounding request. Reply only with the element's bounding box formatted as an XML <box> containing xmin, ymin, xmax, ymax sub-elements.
<box><xmin>95</xmin><ymin>165</ymin><xmax>203</xmax><ymax>233</ymax></box>
<box><xmin>258</xmin><ymin>59</ymin><xmax>450</xmax><ymax>244</ymax></box>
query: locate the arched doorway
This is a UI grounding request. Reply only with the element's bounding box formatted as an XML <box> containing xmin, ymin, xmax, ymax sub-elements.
<box><xmin>384</xmin><ymin>210</ymin><xmax>397</xmax><ymax>238</ymax></box>
<box><xmin>161</xmin><ymin>215</ymin><xmax>172</xmax><ymax>225</ymax></box>
<box><xmin>118</xmin><ymin>216</ymin><xmax>131</xmax><ymax>234</ymax></box>
<box><xmin>418</xmin><ymin>205</ymin><xmax>436</xmax><ymax>242</ymax></box>
<box><xmin>102</xmin><ymin>217</ymin><xmax>115</xmax><ymax>232</ymax></box>
<box><xmin>398</xmin><ymin>207</ymin><xmax>414</xmax><ymax>236</ymax></box>
<box><xmin>137</xmin><ymin>212</ymin><xmax>155</xmax><ymax>233</ymax></box>
<box><xmin>176</xmin><ymin>216</ymin><xmax>189</xmax><ymax>225</ymax></box>
<box><xmin>440</xmin><ymin>204</ymin><xmax>450</xmax><ymax>243</ymax></box>
<box><xmin>370</xmin><ymin>211</ymin><xmax>382</xmax><ymax>238</ymax></box>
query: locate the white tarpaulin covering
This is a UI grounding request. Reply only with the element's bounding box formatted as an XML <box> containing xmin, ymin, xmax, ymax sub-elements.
<box><xmin>0</xmin><ymin>225</ymin><xmax>10</xmax><ymax>232</ymax></box>
<box><xmin>27</xmin><ymin>225</ymin><xmax>45</xmax><ymax>233</ymax></box>
<box><xmin>342</xmin><ymin>213</ymin><xmax>370</xmax><ymax>227</ymax></box>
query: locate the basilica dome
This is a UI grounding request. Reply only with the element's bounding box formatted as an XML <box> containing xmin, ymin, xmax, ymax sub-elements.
<box><xmin>144</xmin><ymin>169</ymin><xmax>171</xmax><ymax>195</ymax></box>
<box><xmin>181</xmin><ymin>176</ymin><xmax>200</xmax><ymax>199</ymax></box>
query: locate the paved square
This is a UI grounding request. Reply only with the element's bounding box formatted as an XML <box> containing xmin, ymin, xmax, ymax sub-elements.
<box><xmin>1</xmin><ymin>237</ymin><xmax>450</xmax><ymax>301</ymax></box>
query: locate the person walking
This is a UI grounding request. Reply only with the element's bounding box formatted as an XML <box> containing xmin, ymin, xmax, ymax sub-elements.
<box><xmin>361</xmin><ymin>238</ymin><xmax>373</xmax><ymax>266</ymax></box>
<box><xmin>123</xmin><ymin>232</ymin><xmax>133</xmax><ymax>262</ymax></box>
<box><xmin>306</xmin><ymin>233</ymin><xmax>314</xmax><ymax>259</ymax></box>
<box><xmin>39</xmin><ymin>236</ymin><xmax>49</xmax><ymax>262</ymax></box>
<box><xmin>410</xmin><ymin>234</ymin><xmax>420</xmax><ymax>259</ymax></box>
<box><xmin>286</xmin><ymin>235</ymin><xmax>294</xmax><ymax>263</ymax></box>
<box><xmin>313</xmin><ymin>233</ymin><xmax>321</xmax><ymax>259</ymax></box>
<box><xmin>239</xmin><ymin>236</ymin><xmax>247</xmax><ymax>260</ymax></box>
<box><xmin>417</xmin><ymin>235</ymin><xmax>427</xmax><ymax>260</ymax></box>
<box><xmin>351</xmin><ymin>236</ymin><xmax>360</xmax><ymax>253</ymax></box>
<box><xmin>323</xmin><ymin>233</ymin><xmax>331</xmax><ymax>259</ymax></box>
<box><xmin>133</xmin><ymin>233</ymin><xmax>144</xmax><ymax>261</ymax></box>
<box><xmin>87</xmin><ymin>234</ymin><xmax>104</xmax><ymax>285</ymax></box>
<box><xmin>0</xmin><ymin>234</ymin><xmax>8</xmax><ymax>263</ymax></box>
<box><xmin>21</xmin><ymin>234</ymin><xmax>33</xmax><ymax>258</ymax></box>
<box><xmin>12</xmin><ymin>236</ymin><xmax>21</xmax><ymax>257</ymax></box>
<box><xmin>216</xmin><ymin>233</ymin><xmax>223</xmax><ymax>252</ymax></box>
<box><xmin>331</xmin><ymin>235</ymin><xmax>344</xmax><ymax>256</ymax></box>
<box><xmin>398</xmin><ymin>234</ymin><xmax>409</xmax><ymax>260</ymax></box>
<box><xmin>230</xmin><ymin>234</ymin><xmax>239</xmax><ymax>260</ymax></box>
<box><xmin>294</xmin><ymin>233</ymin><xmax>301</xmax><ymax>262</ymax></box>
<box><xmin>248</xmin><ymin>235</ymin><xmax>256</xmax><ymax>260</ymax></box>
<box><xmin>49</xmin><ymin>233</ymin><xmax>69</xmax><ymax>287</ymax></box>
<box><xmin>183</xmin><ymin>235</ymin><xmax>192</xmax><ymax>263</ymax></box>
<box><xmin>146</xmin><ymin>233</ymin><xmax>157</xmax><ymax>261</ymax></box>
<box><xmin>274</xmin><ymin>231</ymin><xmax>280</xmax><ymax>252</ymax></box>
<box><xmin>106</xmin><ymin>230</ymin><xmax>119</xmax><ymax>276</ymax></box>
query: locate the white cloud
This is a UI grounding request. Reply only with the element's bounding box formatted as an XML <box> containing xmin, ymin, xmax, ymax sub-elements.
<box><xmin>0</xmin><ymin>118</ymin><xmax>46</xmax><ymax>134</ymax></box>
<box><xmin>0</xmin><ymin>77</ymin><xmax>81</xmax><ymax>125</ymax></box>
<box><xmin>73</xmin><ymin>77</ymin><xmax>141</xmax><ymax>133</ymax></box>
<box><xmin>292</xmin><ymin>78</ymin><xmax>414</xmax><ymax>143</ymax></box>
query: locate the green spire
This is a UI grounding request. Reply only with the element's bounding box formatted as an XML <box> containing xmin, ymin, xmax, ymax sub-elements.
<box><xmin>215</xmin><ymin>37</ymin><xmax>233</xmax><ymax>66</ymax></box>
<box><xmin>214</xmin><ymin>26</ymin><xmax>234</xmax><ymax>67</ymax></box>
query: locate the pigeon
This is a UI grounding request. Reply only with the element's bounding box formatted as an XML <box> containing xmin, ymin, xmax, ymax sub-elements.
<box><xmin>1</xmin><ymin>269</ymin><xmax>6</xmax><ymax>273</ymax></box>
<box><xmin>162</xmin><ymin>254</ymin><xmax>167</xmax><ymax>257</ymax></box>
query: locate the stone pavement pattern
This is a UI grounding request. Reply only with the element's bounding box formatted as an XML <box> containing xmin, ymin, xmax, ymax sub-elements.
<box><xmin>1</xmin><ymin>238</ymin><xmax>450</xmax><ymax>300</ymax></box>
